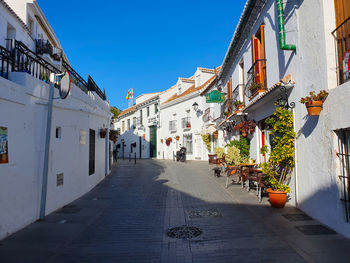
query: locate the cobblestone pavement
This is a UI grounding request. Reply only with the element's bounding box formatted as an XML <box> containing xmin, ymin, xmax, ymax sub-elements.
<box><xmin>1</xmin><ymin>159</ymin><xmax>350</xmax><ymax>263</ymax></box>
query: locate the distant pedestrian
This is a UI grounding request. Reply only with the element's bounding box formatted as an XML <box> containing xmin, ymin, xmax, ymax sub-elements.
<box><xmin>113</xmin><ymin>149</ymin><xmax>117</xmax><ymax>162</ymax></box>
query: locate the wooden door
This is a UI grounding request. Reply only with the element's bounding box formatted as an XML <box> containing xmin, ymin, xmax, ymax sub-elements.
<box><xmin>334</xmin><ymin>0</ymin><xmax>350</xmax><ymax>83</ymax></box>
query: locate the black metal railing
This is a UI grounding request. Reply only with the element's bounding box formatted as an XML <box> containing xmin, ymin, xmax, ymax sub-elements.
<box><xmin>35</xmin><ymin>39</ymin><xmax>62</xmax><ymax>62</ymax></box>
<box><xmin>88</xmin><ymin>75</ymin><xmax>106</xmax><ymax>101</ymax></box>
<box><xmin>0</xmin><ymin>45</ymin><xmax>14</xmax><ymax>79</ymax></box>
<box><xmin>0</xmin><ymin>40</ymin><xmax>107</xmax><ymax>101</ymax></box>
<box><xmin>245</xmin><ymin>59</ymin><xmax>267</xmax><ymax>99</ymax></box>
<box><xmin>332</xmin><ymin>16</ymin><xmax>350</xmax><ymax>85</ymax></box>
<box><xmin>62</xmin><ymin>60</ymin><xmax>88</xmax><ymax>93</ymax></box>
<box><xmin>232</xmin><ymin>84</ymin><xmax>243</xmax><ymax>111</ymax></box>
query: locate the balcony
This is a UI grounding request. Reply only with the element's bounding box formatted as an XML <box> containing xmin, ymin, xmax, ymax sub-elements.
<box><xmin>36</xmin><ymin>39</ymin><xmax>62</xmax><ymax>62</ymax></box>
<box><xmin>332</xmin><ymin>16</ymin><xmax>350</xmax><ymax>85</ymax></box>
<box><xmin>182</xmin><ymin>117</ymin><xmax>191</xmax><ymax>129</ymax></box>
<box><xmin>232</xmin><ymin>84</ymin><xmax>244</xmax><ymax>111</ymax></box>
<box><xmin>245</xmin><ymin>59</ymin><xmax>267</xmax><ymax>99</ymax></box>
<box><xmin>169</xmin><ymin>120</ymin><xmax>177</xmax><ymax>132</ymax></box>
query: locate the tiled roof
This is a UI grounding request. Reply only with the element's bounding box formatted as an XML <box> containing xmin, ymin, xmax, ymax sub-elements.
<box><xmin>162</xmin><ymin>75</ymin><xmax>216</xmax><ymax>105</ymax></box>
<box><xmin>0</xmin><ymin>0</ymin><xmax>29</xmax><ymax>31</ymax></box>
<box><xmin>198</xmin><ymin>66</ymin><xmax>221</xmax><ymax>74</ymax></box>
<box><xmin>118</xmin><ymin>94</ymin><xmax>160</xmax><ymax>118</ymax></box>
<box><xmin>179</xmin><ymin>78</ymin><xmax>195</xmax><ymax>83</ymax></box>
<box><xmin>118</xmin><ymin>105</ymin><xmax>137</xmax><ymax>117</ymax></box>
<box><xmin>243</xmin><ymin>74</ymin><xmax>294</xmax><ymax>111</ymax></box>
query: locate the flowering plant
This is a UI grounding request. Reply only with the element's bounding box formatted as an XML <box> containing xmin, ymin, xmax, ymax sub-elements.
<box><xmin>300</xmin><ymin>90</ymin><xmax>328</xmax><ymax>104</ymax></box>
<box><xmin>233</xmin><ymin>120</ymin><xmax>256</xmax><ymax>135</ymax></box>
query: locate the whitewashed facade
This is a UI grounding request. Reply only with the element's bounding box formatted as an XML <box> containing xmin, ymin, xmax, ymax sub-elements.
<box><xmin>214</xmin><ymin>0</ymin><xmax>350</xmax><ymax>238</ymax></box>
<box><xmin>0</xmin><ymin>0</ymin><xmax>111</xmax><ymax>240</ymax></box>
<box><xmin>113</xmin><ymin>93</ymin><xmax>160</xmax><ymax>159</ymax></box>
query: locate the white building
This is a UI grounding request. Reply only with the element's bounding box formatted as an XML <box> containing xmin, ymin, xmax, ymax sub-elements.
<box><xmin>0</xmin><ymin>0</ymin><xmax>111</xmax><ymax>240</ymax></box>
<box><xmin>214</xmin><ymin>0</ymin><xmax>350</xmax><ymax>238</ymax></box>
<box><xmin>113</xmin><ymin>92</ymin><xmax>160</xmax><ymax>159</ymax></box>
<box><xmin>159</xmin><ymin>68</ymin><xmax>218</xmax><ymax>160</ymax></box>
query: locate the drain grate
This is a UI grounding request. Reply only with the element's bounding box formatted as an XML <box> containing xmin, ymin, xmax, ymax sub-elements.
<box><xmin>283</xmin><ymin>214</ymin><xmax>312</xmax><ymax>221</ymax></box>
<box><xmin>295</xmin><ymin>225</ymin><xmax>337</xmax><ymax>235</ymax></box>
<box><xmin>166</xmin><ymin>225</ymin><xmax>202</xmax><ymax>239</ymax></box>
<box><xmin>56</xmin><ymin>205</ymin><xmax>81</xmax><ymax>214</ymax></box>
<box><xmin>186</xmin><ymin>208</ymin><xmax>222</xmax><ymax>219</ymax></box>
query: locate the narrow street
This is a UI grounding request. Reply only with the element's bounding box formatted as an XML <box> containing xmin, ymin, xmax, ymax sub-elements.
<box><xmin>1</xmin><ymin>160</ymin><xmax>350</xmax><ymax>263</ymax></box>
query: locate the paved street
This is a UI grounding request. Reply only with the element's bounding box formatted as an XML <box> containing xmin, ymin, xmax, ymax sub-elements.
<box><xmin>1</xmin><ymin>159</ymin><xmax>350</xmax><ymax>263</ymax></box>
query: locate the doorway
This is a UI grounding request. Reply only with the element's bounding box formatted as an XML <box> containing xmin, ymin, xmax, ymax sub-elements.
<box><xmin>149</xmin><ymin>125</ymin><xmax>157</xmax><ymax>158</ymax></box>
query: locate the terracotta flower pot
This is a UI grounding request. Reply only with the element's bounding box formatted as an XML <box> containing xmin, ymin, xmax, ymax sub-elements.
<box><xmin>237</xmin><ymin>104</ymin><xmax>243</xmax><ymax>110</ymax></box>
<box><xmin>213</xmin><ymin>132</ymin><xmax>218</xmax><ymax>139</ymax></box>
<box><xmin>305</xmin><ymin>101</ymin><xmax>323</xmax><ymax>116</ymax></box>
<box><xmin>242</xmin><ymin>131</ymin><xmax>247</xmax><ymax>137</ymax></box>
<box><xmin>266</xmin><ymin>188</ymin><xmax>287</xmax><ymax>208</ymax></box>
<box><xmin>176</xmin><ymin>136</ymin><xmax>180</xmax><ymax>141</ymax></box>
<box><xmin>99</xmin><ymin>128</ymin><xmax>107</xmax><ymax>138</ymax></box>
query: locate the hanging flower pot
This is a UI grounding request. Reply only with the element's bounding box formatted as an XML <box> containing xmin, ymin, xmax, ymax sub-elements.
<box><xmin>176</xmin><ymin>136</ymin><xmax>180</xmax><ymax>141</ymax></box>
<box><xmin>213</xmin><ymin>131</ymin><xmax>218</xmax><ymax>139</ymax></box>
<box><xmin>300</xmin><ymin>90</ymin><xmax>328</xmax><ymax>116</ymax></box>
<box><xmin>186</xmin><ymin>123</ymin><xmax>191</xmax><ymax>128</ymax></box>
<box><xmin>165</xmin><ymin>138</ymin><xmax>172</xmax><ymax>146</ymax></box>
<box><xmin>99</xmin><ymin>128</ymin><xmax>107</xmax><ymax>138</ymax></box>
<box><xmin>161</xmin><ymin>139</ymin><xmax>163</xmax><ymax>143</ymax></box>
<box><xmin>266</xmin><ymin>188</ymin><xmax>287</xmax><ymax>208</ymax></box>
<box><xmin>305</xmin><ymin>101</ymin><xmax>323</xmax><ymax>116</ymax></box>
<box><xmin>242</xmin><ymin>131</ymin><xmax>247</xmax><ymax>137</ymax></box>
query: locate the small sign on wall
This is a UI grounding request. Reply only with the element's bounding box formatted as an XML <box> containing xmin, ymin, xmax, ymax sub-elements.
<box><xmin>80</xmin><ymin>130</ymin><xmax>87</xmax><ymax>145</ymax></box>
<box><xmin>0</xmin><ymin>126</ymin><xmax>8</xmax><ymax>164</ymax></box>
<box><xmin>57</xmin><ymin>173</ymin><xmax>64</xmax><ymax>186</ymax></box>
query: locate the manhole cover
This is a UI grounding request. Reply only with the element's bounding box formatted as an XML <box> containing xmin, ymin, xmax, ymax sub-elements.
<box><xmin>295</xmin><ymin>225</ymin><xmax>336</xmax><ymax>235</ymax></box>
<box><xmin>166</xmin><ymin>225</ymin><xmax>202</xmax><ymax>239</ymax></box>
<box><xmin>186</xmin><ymin>209</ymin><xmax>222</xmax><ymax>218</ymax></box>
<box><xmin>283</xmin><ymin>214</ymin><xmax>312</xmax><ymax>221</ymax></box>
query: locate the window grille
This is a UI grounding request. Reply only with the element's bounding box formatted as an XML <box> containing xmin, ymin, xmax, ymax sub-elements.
<box><xmin>169</xmin><ymin>120</ymin><xmax>177</xmax><ymax>132</ymax></box>
<box><xmin>182</xmin><ymin>117</ymin><xmax>191</xmax><ymax>129</ymax></box>
<box><xmin>336</xmin><ymin>128</ymin><xmax>350</xmax><ymax>222</ymax></box>
<box><xmin>183</xmin><ymin>134</ymin><xmax>193</xmax><ymax>154</ymax></box>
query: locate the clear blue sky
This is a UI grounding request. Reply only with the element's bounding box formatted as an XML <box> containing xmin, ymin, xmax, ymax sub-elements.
<box><xmin>38</xmin><ymin>0</ymin><xmax>246</xmax><ymax>110</ymax></box>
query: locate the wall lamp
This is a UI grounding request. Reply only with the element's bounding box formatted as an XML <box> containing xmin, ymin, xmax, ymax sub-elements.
<box><xmin>192</xmin><ymin>102</ymin><xmax>203</xmax><ymax>115</ymax></box>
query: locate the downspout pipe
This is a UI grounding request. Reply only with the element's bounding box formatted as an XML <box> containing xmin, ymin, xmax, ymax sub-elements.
<box><xmin>276</xmin><ymin>0</ymin><xmax>296</xmax><ymax>52</ymax></box>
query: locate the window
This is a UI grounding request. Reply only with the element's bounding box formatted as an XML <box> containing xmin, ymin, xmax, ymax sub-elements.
<box><xmin>133</xmin><ymin>117</ymin><xmax>136</xmax><ymax>129</ymax></box>
<box><xmin>140</xmin><ymin>110</ymin><xmax>143</xmax><ymax>125</ymax></box>
<box><xmin>169</xmin><ymin>120</ymin><xmax>177</xmax><ymax>132</ymax></box>
<box><xmin>247</xmin><ymin>24</ymin><xmax>266</xmax><ymax>98</ymax></box>
<box><xmin>333</xmin><ymin>0</ymin><xmax>350</xmax><ymax>84</ymax></box>
<box><xmin>155</xmin><ymin>103</ymin><xmax>158</xmax><ymax>114</ymax></box>
<box><xmin>122</xmin><ymin>121</ymin><xmax>125</xmax><ymax>132</ymax></box>
<box><xmin>127</xmin><ymin>119</ymin><xmax>130</xmax><ymax>130</ymax></box>
<box><xmin>182</xmin><ymin>117</ymin><xmax>191</xmax><ymax>129</ymax></box>
<box><xmin>117</xmin><ymin>128</ymin><xmax>121</xmax><ymax>135</ymax></box>
<box><xmin>89</xmin><ymin>129</ymin><xmax>95</xmax><ymax>175</ymax></box>
<box><xmin>147</xmin><ymin>107</ymin><xmax>150</xmax><ymax>117</ymax></box>
<box><xmin>336</xmin><ymin>128</ymin><xmax>350</xmax><ymax>222</ymax></box>
<box><xmin>183</xmin><ymin>134</ymin><xmax>193</xmax><ymax>154</ymax></box>
<box><xmin>55</xmin><ymin>126</ymin><xmax>61</xmax><ymax>139</ymax></box>
<box><xmin>28</xmin><ymin>16</ymin><xmax>35</xmax><ymax>37</ymax></box>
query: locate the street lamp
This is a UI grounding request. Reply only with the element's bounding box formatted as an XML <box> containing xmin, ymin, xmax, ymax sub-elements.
<box><xmin>192</xmin><ymin>102</ymin><xmax>199</xmax><ymax>112</ymax></box>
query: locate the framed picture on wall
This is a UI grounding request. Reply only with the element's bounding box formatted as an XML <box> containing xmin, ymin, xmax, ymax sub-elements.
<box><xmin>0</xmin><ymin>126</ymin><xmax>9</xmax><ymax>164</ymax></box>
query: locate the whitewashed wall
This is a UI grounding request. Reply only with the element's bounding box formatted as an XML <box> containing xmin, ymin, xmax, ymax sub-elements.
<box><xmin>0</xmin><ymin>72</ymin><xmax>110</xmax><ymax>240</ymax></box>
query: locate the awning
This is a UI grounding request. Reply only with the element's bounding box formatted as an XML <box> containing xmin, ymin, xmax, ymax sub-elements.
<box><xmin>201</xmin><ymin>125</ymin><xmax>217</xmax><ymax>135</ymax></box>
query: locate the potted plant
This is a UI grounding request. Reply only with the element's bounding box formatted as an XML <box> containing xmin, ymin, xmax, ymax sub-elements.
<box><xmin>161</xmin><ymin>139</ymin><xmax>164</xmax><ymax>143</ymax></box>
<box><xmin>225</xmin><ymin>146</ymin><xmax>245</xmax><ymax>168</ymax></box>
<box><xmin>166</xmin><ymin>137</ymin><xmax>172</xmax><ymax>146</ymax></box>
<box><xmin>262</xmin><ymin>107</ymin><xmax>295</xmax><ymax>208</ymax></box>
<box><xmin>99</xmin><ymin>128</ymin><xmax>107</xmax><ymax>138</ymax></box>
<box><xmin>176</xmin><ymin>135</ymin><xmax>180</xmax><ymax>141</ymax></box>
<box><xmin>234</xmin><ymin>100</ymin><xmax>244</xmax><ymax>110</ymax></box>
<box><xmin>300</xmin><ymin>90</ymin><xmax>328</xmax><ymax>116</ymax></box>
<box><xmin>109</xmin><ymin>130</ymin><xmax>118</xmax><ymax>143</ymax></box>
<box><xmin>186</xmin><ymin>122</ymin><xmax>191</xmax><ymax>128</ymax></box>
<box><xmin>249</xmin><ymin>81</ymin><xmax>265</xmax><ymax>95</ymax></box>
<box><xmin>214</xmin><ymin>147</ymin><xmax>225</xmax><ymax>159</ymax></box>
<box><xmin>233</xmin><ymin>120</ymin><xmax>256</xmax><ymax>137</ymax></box>
<box><xmin>213</xmin><ymin>130</ymin><xmax>218</xmax><ymax>139</ymax></box>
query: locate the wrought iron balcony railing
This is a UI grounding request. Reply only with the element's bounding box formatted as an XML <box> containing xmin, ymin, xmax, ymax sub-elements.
<box><xmin>332</xmin><ymin>16</ymin><xmax>350</xmax><ymax>85</ymax></box>
<box><xmin>245</xmin><ymin>59</ymin><xmax>267</xmax><ymax>99</ymax></box>
<box><xmin>232</xmin><ymin>84</ymin><xmax>243</xmax><ymax>111</ymax></box>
